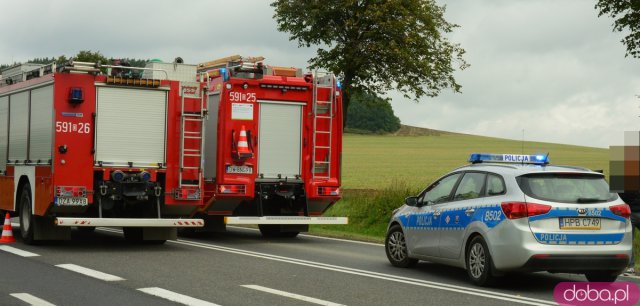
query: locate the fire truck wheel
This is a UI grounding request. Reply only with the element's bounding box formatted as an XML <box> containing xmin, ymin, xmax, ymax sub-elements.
<box><xmin>19</xmin><ymin>184</ymin><xmax>37</xmax><ymax>245</ymax></box>
<box><xmin>258</xmin><ymin>225</ymin><xmax>299</xmax><ymax>238</ymax></box>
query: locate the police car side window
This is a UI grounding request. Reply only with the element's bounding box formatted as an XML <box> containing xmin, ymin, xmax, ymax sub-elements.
<box><xmin>421</xmin><ymin>173</ymin><xmax>462</xmax><ymax>205</ymax></box>
<box><xmin>454</xmin><ymin>172</ymin><xmax>486</xmax><ymax>201</ymax></box>
<box><xmin>486</xmin><ymin>174</ymin><xmax>506</xmax><ymax>196</ymax></box>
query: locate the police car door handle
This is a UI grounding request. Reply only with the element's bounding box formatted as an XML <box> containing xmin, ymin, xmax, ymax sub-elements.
<box><xmin>465</xmin><ymin>208</ymin><xmax>475</xmax><ymax>215</ymax></box>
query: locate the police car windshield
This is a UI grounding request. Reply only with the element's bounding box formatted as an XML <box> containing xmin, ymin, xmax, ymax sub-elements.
<box><xmin>516</xmin><ymin>173</ymin><xmax>616</xmax><ymax>204</ymax></box>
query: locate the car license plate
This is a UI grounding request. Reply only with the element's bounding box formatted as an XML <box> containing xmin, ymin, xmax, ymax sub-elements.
<box><xmin>559</xmin><ymin>217</ymin><xmax>601</xmax><ymax>230</ymax></box>
<box><xmin>226</xmin><ymin>165</ymin><xmax>252</xmax><ymax>174</ymax></box>
<box><xmin>55</xmin><ymin>197</ymin><xmax>88</xmax><ymax>206</ymax></box>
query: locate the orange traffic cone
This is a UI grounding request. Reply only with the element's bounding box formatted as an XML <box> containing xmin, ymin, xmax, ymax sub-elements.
<box><xmin>236</xmin><ymin>125</ymin><xmax>253</xmax><ymax>159</ymax></box>
<box><xmin>0</xmin><ymin>212</ymin><xmax>15</xmax><ymax>243</ymax></box>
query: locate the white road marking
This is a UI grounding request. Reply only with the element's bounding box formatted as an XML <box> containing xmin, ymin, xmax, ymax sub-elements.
<box><xmin>10</xmin><ymin>293</ymin><xmax>56</xmax><ymax>306</ymax></box>
<box><xmin>0</xmin><ymin>245</ymin><xmax>40</xmax><ymax>257</ymax></box>
<box><xmin>227</xmin><ymin>226</ymin><xmax>384</xmax><ymax>246</ymax></box>
<box><xmin>242</xmin><ymin>284</ymin><xmax>344</xmax><ymax>306</ymax></box>
<box><xmin>138</xmin><ymin>287</ymin><xmax>220</xmax><ymax>306</ymax></box>
<box><xmin>55</xmin><ymin>264</ymin><xmax>124</xmax><ymax>281</ymax></box>
<box><xmin>98</xmin><ymin>227</ymin><xmax>556</xmax><ymax>305</ymax></box>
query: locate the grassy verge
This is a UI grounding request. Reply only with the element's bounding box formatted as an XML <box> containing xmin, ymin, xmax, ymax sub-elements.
<box><xmin>311</xmin><ymin>180</ymin><xmax>418</xmax><ymax>243</ymax></box>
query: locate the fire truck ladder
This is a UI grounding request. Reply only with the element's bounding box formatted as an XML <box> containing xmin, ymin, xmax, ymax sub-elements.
<box><xmin>178</xmin><ymin>87</ymin><xmax>207</xmax><ymax>194</ymax></box>
<box><xmin>312</xmin><ymin>71</ymin><xmax>336</xmax><ymax>180</ymax></box>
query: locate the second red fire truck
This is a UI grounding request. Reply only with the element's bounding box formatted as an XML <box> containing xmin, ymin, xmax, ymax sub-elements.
<box><xmin>195</xmin><ymin>55</ymin><xmax>347</xmax><ymax>237</ymax></box>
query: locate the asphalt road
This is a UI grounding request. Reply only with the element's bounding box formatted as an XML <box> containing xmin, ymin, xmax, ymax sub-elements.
<box><xmin>1</xmin><ymin>224</ymin><xmax>639</xmax><ymax>305</ymax></box>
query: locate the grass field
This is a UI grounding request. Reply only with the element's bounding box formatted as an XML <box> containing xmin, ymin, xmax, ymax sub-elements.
<box><xmin>311</xmin><ymin>128</ymin><xmax>611</xmax><ymax>242</ymax></box>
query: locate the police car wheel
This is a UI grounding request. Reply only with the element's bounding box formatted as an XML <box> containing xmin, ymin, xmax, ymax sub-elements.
<box><xmin>585</xmin><ymin>271</ymin><xmax>619</xmax><ymax>282</ymax></box>
<box><xmin>385</xmin><ymin>225</ymin><xmax>418</xmax><ymax>268</ymax></box>
<box><xmin>466</xmin><ymin>236</ymin><xmax>496</xmax><ymax>286</ymax></box>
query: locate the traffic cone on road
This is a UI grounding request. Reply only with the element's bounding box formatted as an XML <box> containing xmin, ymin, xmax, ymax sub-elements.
<box><xmin>236</xmin><ymin>125</ymin><xmax>253</xmax><ymax>159</ymax></box>
<box><xmin>0</xmin><ymin>212</ymin><xmax>15</xmax><ymax>243</ymax></box>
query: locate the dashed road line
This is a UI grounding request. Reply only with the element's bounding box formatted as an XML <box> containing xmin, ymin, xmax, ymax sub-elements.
<box><xmin>55</xmin><ymin>264</ymin><xmax>125</xmax><ymax>282</ymax></box>
<box><xmin>138</xmin><ymin>287</ymin><xmax>220</xmax><ymax>306</ymax></box>
<box><xmin>98</xmin><ymin>227</ymin><xmax>556</xmax><ymax>305</ymax></box>
<box><xmin>242</xmin><ymin>284</ymin><xmax>344</xmax><ymax>306</ymax></box>
<box><xmin>10</xmin><ymin>293</ymin><xmax>56</xmax><ymax>306</ymax></box>
<box><xmin>0</xmin><ymin>245</ymin><xmax>40</xmax><ymax>257</ymax></box>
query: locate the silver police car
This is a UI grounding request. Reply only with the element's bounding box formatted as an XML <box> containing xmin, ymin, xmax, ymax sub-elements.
<box><xmin>385</xmin><ymin>153</ymin><xmax>632</xmax><ymax>286</ymax></box>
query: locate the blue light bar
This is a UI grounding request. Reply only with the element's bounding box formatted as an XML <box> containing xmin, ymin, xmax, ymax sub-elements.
<box><xmin>220</xmin><ymin>68</ymin><xmax>229</xmax><ymax>81</ymax></box>
<box><xmin>336</xmin><ymin>79</ymin><xmax>342</xmax><ymax>89</ymax></box>
<box><xmin>469</xmin><ymin>153</ymin><xmax>549</xmax><ymax>165</ymax></box>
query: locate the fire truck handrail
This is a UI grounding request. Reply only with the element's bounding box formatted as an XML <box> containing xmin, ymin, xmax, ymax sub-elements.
<box><xmin>100</xmin><ymin>65</ymin><xmax>169</xmax><ymax>80</ymax></box>
<box><xmin>55</xmin><ymin>217</ymin><xmax>204</xmax><ymax>227</ymax></box>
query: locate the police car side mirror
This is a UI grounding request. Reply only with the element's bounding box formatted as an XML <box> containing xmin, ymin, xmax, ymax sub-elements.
<box><xmin>405</xmin><ymin>196</ymin><xmax>418</xmax><ymax>207</ymax></box>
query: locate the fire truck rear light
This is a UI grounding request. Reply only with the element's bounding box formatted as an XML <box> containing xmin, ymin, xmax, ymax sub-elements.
<box><xmin>68</xmin><ymin>87</ymin><xmax>84</xmax><ymax>103</ymax></box>
<box><xmin>218</xmin><ymin>184</ymin><xmax>246</xmax><ymax>194</ymax></box>
<box><xmin>174</xmin><ymin>188</ymin><xmax>201</xmax><ymax>200</ymax></box>
<box><xmin>56</xmin><ymin>186</ymin><xmax>87</xmax><ymax>197</ymax></box>
<box><xmin>317</xmin><ymin>187</ymin><xmax>339</xmax><ymax>196</ymax></box>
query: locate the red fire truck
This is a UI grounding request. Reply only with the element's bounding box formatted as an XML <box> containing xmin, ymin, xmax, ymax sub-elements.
<box><xmin>194</xmin><ymin>56</ymin><xmax>347</xmax><ymax>237</ymax></box>
<box><xmin>0</xmin><ymin>59</ymin><xmax>206</xmax><ymax>244</ymax></box>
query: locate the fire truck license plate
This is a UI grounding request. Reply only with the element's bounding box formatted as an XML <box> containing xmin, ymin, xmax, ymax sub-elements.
<box><xmin>226</xmin><ymin>165</ymin><xmax>252</xmax><ymax>174</ymax></box>
<box><xmin>55</xmin><ymin>197</ymin><xmax>88</xmax><ymax>206</ymax></box>
<box><xmin>559</xmin><ymin>217</ymin><xmax>601</xmax><ymax>230</ymax></box>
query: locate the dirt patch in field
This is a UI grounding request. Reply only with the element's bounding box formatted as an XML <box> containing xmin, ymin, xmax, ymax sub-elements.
<box><xmin>392</xmin><ymin>125</ymin><xmax>457</xmax><ymax>136</ymax></box>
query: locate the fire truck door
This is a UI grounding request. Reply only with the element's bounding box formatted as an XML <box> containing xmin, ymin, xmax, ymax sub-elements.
<box><xmin>257</xmin><ymin>101</ymin><xmax>302</xmax><ymax>179</ymax></box>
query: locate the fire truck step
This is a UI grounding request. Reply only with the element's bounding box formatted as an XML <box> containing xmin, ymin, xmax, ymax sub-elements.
<box><xmin>316</xmin><ymin>115</ymin><xmax>332</xmax><ymax>119</ymax></box>
<box><xmin>182</xmin><ymin>166</ymin><xmax>200</xmax><ymax>170</ymax></box>
<box><xmin>184</xmin><ymin>117</ymin><xmax>203</xmax><ymax>121</ymax></box>
<box><xmin>184</xmin><ymin>154</ymin><xmax>201</xmax><ymax>157</ymax></box>
<box><xmin>315</xmin><ymin>131</ymin><xmax>331</xmax><ymax>134</ymax></box>
<box><xmin>184</xmin><ymin>136</ymin><xmax>202</xmax><ymax>139</ymax></box>
<box><xmin>315</xmin><ymin>146</ymin><xmax>330</xmax><ymax>149</ymax></box>
<box><xmin>314</xmin><ymin>161</ymin><xmax>330</xmax><ymax>164</ymax></box>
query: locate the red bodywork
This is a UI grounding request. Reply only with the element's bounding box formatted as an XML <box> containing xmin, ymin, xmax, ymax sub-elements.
<box><xmin>200</xmin><ymin>70</ymin><xmax>342</xmax><ymax>217</ymax></box>
<box><xmin>0</xmin><ymin>71</ymin><xmax>205</xmax><ymax>217</ymax></box>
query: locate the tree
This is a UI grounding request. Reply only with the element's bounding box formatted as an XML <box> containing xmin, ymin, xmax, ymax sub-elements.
<box><xmin>346</xmin><ymin>90</ymin><xmax>401</xmax><ymax>133</ymax></box>
<box><xmin>596</xmin><ymin>0</ymin><xmax>640</xmax><ymax>58</ymax></box>
<box><xmin>74</xmin><ymin>50</ymin><xmax>110</xmax><ymax>65</ymax></box>
<box><xmin>271</xmin><ymin>0</ymin><xmax>468</xmax><ymax>126</ymax></box>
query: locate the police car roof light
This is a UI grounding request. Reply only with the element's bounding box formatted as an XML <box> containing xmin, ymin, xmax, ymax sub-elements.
<box><xmin>469</xmin><ymin>153</ymin><xmax>549</xmax><ymax>165</ymax></box>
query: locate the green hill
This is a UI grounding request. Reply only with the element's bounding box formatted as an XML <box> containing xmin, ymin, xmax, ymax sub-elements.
<box><xmin>313</xmin><ymin>125</ymin><xmax>610</xmax><ymax>241</ymax></box>
<box><xmin>342</xmin><ymin>125</ymin><xmax>608</xmax><ymax>190</ymax></box>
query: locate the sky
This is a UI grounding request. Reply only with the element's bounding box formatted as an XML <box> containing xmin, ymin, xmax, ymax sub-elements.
<box><xmin>0</xmin><ymin>0</ymin><xmax>637</xmax><ymax>148</ymax></box>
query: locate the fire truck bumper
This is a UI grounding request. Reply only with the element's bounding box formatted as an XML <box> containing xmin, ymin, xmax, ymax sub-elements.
<box><xmin>55</xmin><ymin>218</ymin><xmax>204</xmax><ymax>227</ymax></box>
<box><xmin>224</xmin><ymin>216</ymin><xmax>348</xmax><ymax>225</ymax></box>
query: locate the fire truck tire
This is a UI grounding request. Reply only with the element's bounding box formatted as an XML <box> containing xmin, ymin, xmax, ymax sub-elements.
<box><xmin>19</xmin><ymin>184</ymin><xmax>37</xmax><ymax>245</ymax></box>
<box><xmin>258</xmin><ymin>225</ymin><xmax>299</xmax><ymax>238</ymax></box>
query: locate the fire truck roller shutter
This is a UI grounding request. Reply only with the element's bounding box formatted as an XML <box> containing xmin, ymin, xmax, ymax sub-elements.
<box><xmin>8</xmin><ymin>91</ymin><xmax>28</xmax><ymax>162</ymax></box>
<box><xmin>204</xmin><ymin>93</ymin><xmax>220</xmax><ymax>179</ymax></box>
<box><xmin>95</xmin><ymin>87</ymin><xmax>167</xmax><ymax>167</ymax></box>
<box><xmin>0</xmin><ymin>96</ymin><xmax>8</xmax><ymax>171</ymax></box>
<box><xmin>257</xmin><ymin>101</ymin><xmax>303</xmax><ymax>179</ymax></box>
<box><xmin>29</xmin><ymin>85</ymin><xmax>54</xmax><ymax>162</ymax></box>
